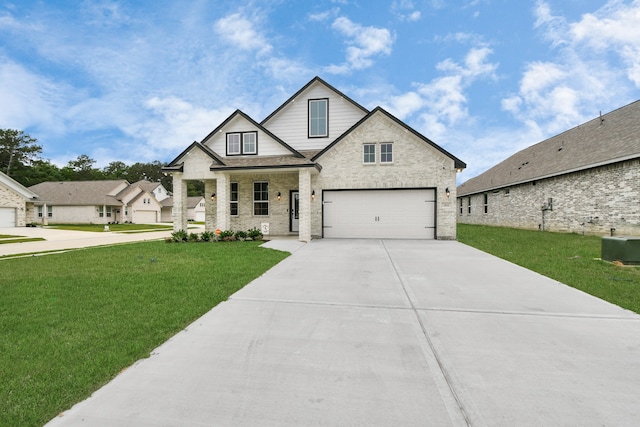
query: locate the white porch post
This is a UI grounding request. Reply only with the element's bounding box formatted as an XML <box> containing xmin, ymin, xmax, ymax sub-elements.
<box><xmin>172</xmin><ymin>173</ymin><xmax>188</xmax><ymax>231</ymax></box>
<box><xmin>42</xmin><ymin>202</ymin><xmax>48</xmax><ymax>226</ymax></box>
<box><xmin>215</xmin><ymin>173</ymin><xmax>230</xmax><ymax>231</ymax></box>
<box><xmin>204</xmin><ymin>179</ymin><xmax>216</xmax><ymax>232</ymax></box>
<box><xmin>298</xmin><ymin>169</ymin><xmax>312</xmax><ymax>242</ymax></box>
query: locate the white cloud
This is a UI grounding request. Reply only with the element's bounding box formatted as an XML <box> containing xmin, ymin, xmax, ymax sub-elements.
<box><xmin>325</xmin><ymin>16</ymin><xmax>394</xmax><ymax>74</ymax></box>
<box><xmin>504</xmin><ymin>1</ymin><xmax>640</xmax><ymax>136</ymax></box>
<box><xmin>214</xmin><ymin>12</ymin><xmax>272</xmax><ymax>55</ymax></box>
<box><xmin>391</xmin><ymin>0</ymin><xmax>421</xmax><ymax>21</ymax></box>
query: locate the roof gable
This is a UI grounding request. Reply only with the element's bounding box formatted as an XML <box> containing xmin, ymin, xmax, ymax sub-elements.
<box><xmin>164</xmin><ymin>141</ymin><xmax>225</xmax><ymax>171</ymax></box>
<box><xmin>458</xmin><ymin>99</ymin><xmax>640</xmax><ymax>196</ymax></box>
<box><xmin>200</xmin><ymin>110</ymin><xmax>304</xmax><ymax>158</ymax></box>
<box><xmin>0</xmin><ymin>171</ymin><xmax>39</xmax><ymax>200</ymax></box>
<box><xmin>312</xmin><ymin>107</ymin><xmax>466</xmax><ymax>169</ymax></box>
<box><xmin>261</xmin><ymin>76</ymin><xmax>368</xmax><ymax>126</ymax></box>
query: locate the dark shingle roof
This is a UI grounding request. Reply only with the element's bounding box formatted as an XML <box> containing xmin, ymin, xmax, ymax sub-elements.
<box><xmin>458</xmin><ymin>100</ymin><xmax>640</xmax><ymax>196</ymax></box>
<box><xmin>28</xmin><ymin>180</ymin><xmax>128</xmax><ymax>205</ymax></box>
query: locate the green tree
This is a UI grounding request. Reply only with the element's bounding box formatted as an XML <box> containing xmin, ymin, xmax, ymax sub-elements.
<box><xmin>13</xmin><ymin>159</ymin><xmax>63</xmax><ymax>186</ymax></box>
<box><xmin>61</xmin><ymin>154</ymin><xmax>104</xmax><ymax>180</ymax></box>
<box><xmin>102</xmin><ymin>161</ymin><xmax>129</xmax><ymax>179</ymax></box>
<box><xmin>0</xmin><ymin>129</ymin><xmax>42</xmax><ymax>176</ymax></box>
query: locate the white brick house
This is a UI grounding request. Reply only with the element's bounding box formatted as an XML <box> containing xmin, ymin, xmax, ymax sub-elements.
<box><xmin>457</xmin><ymin>100</ymin><xmax>640</xmax><ymax>236</ymax></box>
<box><xmin>0</xmin><ymin>171</ymin><xmax>39</xmax><ymax>227</ymax></box>
<box><xmin>164</xmin><ymin>77</ymin><xmax>465</xmax><ymax>241</ymax></box>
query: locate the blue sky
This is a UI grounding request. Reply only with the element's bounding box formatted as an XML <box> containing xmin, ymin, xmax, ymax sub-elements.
<box><xmin>1</xmin><ymin>0</ymin><xmax>639</xmax><ymax>182</ymax></box>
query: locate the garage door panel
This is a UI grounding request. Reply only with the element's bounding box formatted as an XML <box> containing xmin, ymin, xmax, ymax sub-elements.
<box><xmin>0</xmin><ymin>207</ymin><xmax>16</xmax><ymax>228</ymax></box>
<box><xmin>323</xmin><ymin>190</ymin><xmax>435</xmax><ymax>239</ymax></box>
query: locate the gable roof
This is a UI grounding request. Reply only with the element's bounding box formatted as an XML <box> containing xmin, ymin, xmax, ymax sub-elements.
<box><xmin>458</xmin><ymin>99</ymin><xmax>640</xmax><ymax>196</ymax></box>
<box><xmin>311</xmin><ymin>106</ymin><xmax>466</xmax><ymax>169</ymax></box>
<box><xmin>163</xmin><ymin>141</ymin><xmax>225</xmax><ymax>171</ymax></box>
<box><xmin>260</xmin><ymin>76</ymin><xmax>369</xmax><ymax>125</ymax></box>
<box><xmin>200</xmin><ymin>109</ymin><xmax>305</xmax><ymax>158</ymax></box>
<box><xmin>28</xmin><ymin>180</ymin><xmax>129</xmax><ymax>206</ymax></box>
<box><xmin>0</xmin><ymin>171</ymin><xmax>39</xmax><ymax>200</ymax></box>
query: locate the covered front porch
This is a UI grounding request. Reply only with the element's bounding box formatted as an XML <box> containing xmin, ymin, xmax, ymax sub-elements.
<box><xmin>170</xmin><ymin>167</ymin><xmax>317</xmax><ymax>242</ymax></box>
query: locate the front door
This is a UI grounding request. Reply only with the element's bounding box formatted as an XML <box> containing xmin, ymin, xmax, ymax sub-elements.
<box><xmin>290</xmin><ymin>191</ymin><xmax>299</xmax><ymax>232</ymax></box>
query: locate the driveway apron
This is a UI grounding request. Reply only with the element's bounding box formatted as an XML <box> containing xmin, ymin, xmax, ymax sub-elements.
<box><xmin>46</xmin><ymin>239</ymin><xmax>640</xmax><ymax>427</ymax></box>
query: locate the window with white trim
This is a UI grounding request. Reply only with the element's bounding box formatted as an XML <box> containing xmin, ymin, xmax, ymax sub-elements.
<box><xmin>253</xmin><ymin>182</ymin><xmax>269</xmax><ymax>216</ymax></box>
<box><xmin>380</xmin><ymin>143</ymin><xmax>393</xmax><ymax>163</ymax></box>
<box><xmin>363</xmin><ymin>144</ymin><xmax>376</xmax><ymax>164</ymax></box>
<box><xmin>227</xmin><ymin>132</ymin><xmax>258</xmax><ymax>155</ymax></box>
<box><xmin>309</xmin><ymin>98</ymin><xmax>328</xmax><ymax>137</ymax></box>
<box><xmin>230</xmin><ymin>182</ymin><xmax>239</xmax><ymax>216</ymax></box>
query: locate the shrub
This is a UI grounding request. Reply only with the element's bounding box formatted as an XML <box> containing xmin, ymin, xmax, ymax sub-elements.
<box><xmin>247</xmin><ymin>227</ymin><xmax>263</xmax><ymax>241</ymax></box>
<box><xmin>188</xmin><ymin>232</ymin><xmax>200</xmax><ymax>242</ymax></box>
<box><xmin>235</xmin><ymin>230</ymin><xmax>247</xmax><ymax>241</ymax></box>
<box><xmin>200</xmin><ymin>231</ymin><xmax>215</xmax><ymax>242</ymax></box>
<box><xmin>219</xmin><ymin>230</ymin><xmax>235</xmax><ymax>242</ymax></box>
<box><xmin>170</xmin><ymin>230</ymin><xmax>188</xmax><ymax>242</ymax></box>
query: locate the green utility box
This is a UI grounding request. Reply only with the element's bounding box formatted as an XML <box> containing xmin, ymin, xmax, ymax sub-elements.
<box><xmin>601</xmin><ymin>236</ymin><xmax>640</xmax><ymax>265</ymax></box>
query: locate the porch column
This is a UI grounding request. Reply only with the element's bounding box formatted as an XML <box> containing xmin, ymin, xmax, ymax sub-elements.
<box><xmin>298</xmin><ymin>169</ymin><xmax>312</xmax><ymax>242</ymax></box>
<box><xmin>172</xmin><ymin>173</ymin><xmax>188</xmax><ymax>231</ymax></box>
<box><xmin>215</xmin><ymin>173</ymin><xmax>230</xmax><ymax>231</ymax></box>
<box><xmin>42</xmin><ymin>202</ymin><xmax>48</xmax><ymax>226</ymax></box>
<box><xmin>204</xmin><ymin>179</ymin><xmax>216</xmax><ymax>232</ymax></box>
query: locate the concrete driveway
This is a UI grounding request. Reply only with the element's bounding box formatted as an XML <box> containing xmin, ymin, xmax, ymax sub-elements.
<box><xmin>45</xmin><ymin>239</ymin><xmax>640</xmax><ymax>426</ymax></box>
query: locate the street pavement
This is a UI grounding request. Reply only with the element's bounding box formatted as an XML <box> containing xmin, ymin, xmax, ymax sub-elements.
<box><xmin>8</xmin><ymin>236</ymin><xmax>638</xmax><ymax>426</ymax></box>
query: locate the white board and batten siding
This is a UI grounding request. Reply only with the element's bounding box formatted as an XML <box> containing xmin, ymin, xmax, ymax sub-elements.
<box><xmin>322</xmin><ymin>189</ymin><xmax>436</xmax><ymax>239</ymax></box>
<box><xmin>0</xmin><ymin>207</ymin><xmax>16</xmax><ymax>227</ymax></box>
<box><xmin>205</xmin><ymin>115</ymin><xmax>292</xmax><ymax>157</ymax></box>
<box><xmin>263</xmin><ymin>83</ymin><xmax>367</xmax><ymax>151</ymax></box>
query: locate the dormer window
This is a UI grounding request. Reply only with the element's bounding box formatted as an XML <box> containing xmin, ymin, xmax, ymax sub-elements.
<box><xmin>308</xmin><ymin>98</ymin><xmax>328</xmax><ymax>138</ymax></box>
<box><xmin>227</xmin><ymin>132</ymin><xmax>258</xmax><ymax>156</ymax></box>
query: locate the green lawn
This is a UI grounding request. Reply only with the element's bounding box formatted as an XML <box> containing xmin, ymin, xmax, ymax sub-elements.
<box><xmin>0</xmin><ymin>241</ymin><xmax>288</xmax><ymax>427</ymax></box>
<box><xmin>457</xmin><ymin>224</ymin><xmax>640</xmax><ymax>314</ymax></box>
<box><xmin>47</xmin><ymin>223</ymin><xmax>173</xmax><ymax>232</ymax></box>
<box><xmin>0</xmin><ymin>238</ymin><xmax>45</xmax><ymax>244</ymax></box>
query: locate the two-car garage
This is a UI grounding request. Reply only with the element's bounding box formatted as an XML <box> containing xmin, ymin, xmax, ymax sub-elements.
<box><xmin>322</xmin><ymin>189</ymin><xmax>436</xmax><ymax>239</ymax></box>
<box><xmin>0</xmin><ymin>207</ymin><xmax>16</xmax><ymax>228</ymax></box>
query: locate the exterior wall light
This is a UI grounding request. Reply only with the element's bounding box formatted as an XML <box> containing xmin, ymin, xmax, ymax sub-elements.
<box><xmin>211</xmin><ymin>193</ymin><xmax>216</xmax><ymax>201</ymax></box>
<box><xmin>311</xmin><ymin>190</ymin><xmax>315</xmax><ymax>200</ymax></box>
<box><xmin>277</xmin><ymin>192</ymin><xmax>282</xmax><ymax>201</ymax></box>
<box><xmin>445</xmin><ymin>187</ymin><xmax>451</xmax><ymax>198</ymax></box>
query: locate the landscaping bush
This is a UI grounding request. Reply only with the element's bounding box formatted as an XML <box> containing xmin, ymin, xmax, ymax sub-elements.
<box><xmin>170</xmin><ymin>230</ymin><xmax>188</xmax><ymax>242</ymax></box>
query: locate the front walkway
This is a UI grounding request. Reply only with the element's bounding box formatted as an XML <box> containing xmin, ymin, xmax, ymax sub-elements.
<box><xmin>43</xmin><ymin>239</ymin><xmax>640</xmax><ymax>426</ymax></box>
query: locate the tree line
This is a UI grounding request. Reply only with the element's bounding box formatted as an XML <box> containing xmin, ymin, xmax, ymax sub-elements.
<box><xmin>0</xmin><ymin>128</ymin><xmax>204</xmax><ymax>195</ymax></box>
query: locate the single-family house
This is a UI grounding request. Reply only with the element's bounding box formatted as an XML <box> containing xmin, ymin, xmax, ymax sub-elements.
<box><xmin>160</xmin><ymin>196</ymin><xmax>205</xmax><ymax>223</ymax></box>
<box><xmin>457</xmin><ymin>100</ymin><xmax>640</xmax><ymax>236</ymax></box>
<box><xmin>0</xmin><ymin>171</ymin><xmax>39</xmax><ymax>227</ymax></box>
<box><xmin>28</xmin><ymin>180</ymin><xmax>168</xmax><ymax>224</ymax></box>
<box><xmin>163</xmin><ymin>76</ymin><xmax>466</xmax><ymax>241</ymax></box>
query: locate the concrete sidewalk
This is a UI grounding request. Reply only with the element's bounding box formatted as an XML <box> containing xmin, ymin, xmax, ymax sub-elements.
<box><xmin>44</xmin><ymin>239</ymin><xmax>640</xmax><ymax>426</ymax></box>
<box><xmin>0</xmin><ymin>226</ymin><xmax>178</xmax><ymax>257</ymax></box>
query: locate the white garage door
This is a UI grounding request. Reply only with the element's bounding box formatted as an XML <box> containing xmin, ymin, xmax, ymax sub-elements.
<box><xmin>323</xmin><ymin>189</ymin><xmax>436</xmax><ymax>239</ymax></box>
<box><xmin>0</xmin><ymin>207</ymin><xmax>16</xmax><ymax>228</ymax></box>
<box><xmin>135</xmin><ymin>210</ymin><xmax>157</xmax><ymax>224</ymax></box>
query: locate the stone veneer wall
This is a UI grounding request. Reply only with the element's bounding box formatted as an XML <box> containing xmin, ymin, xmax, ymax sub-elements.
<box><xmin>457</xmin><ymin>159</ymin><xmax>640</xmax><ymax>236</ymax></box>
<box><xmin>312</xmin><ymin>112</ymin><xmax>459</xmax><ymax>239</ymax></box>
<box><xmin>0</xmin><ymin>184</ymin><xmax>26</xmax><ymax>226</ymax></box>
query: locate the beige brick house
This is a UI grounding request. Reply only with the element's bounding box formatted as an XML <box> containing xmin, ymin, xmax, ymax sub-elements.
<box><xmin>457</xmin><ymin>100</ymin><xmax>640</xmax><ymax>236</ymax></box>
<box><xmin>164</xmin><ymin>77</ymin><xmax>466</xmax><ymax>241</ymax></box>
<box><xmin>0</xmin><ymin>171</ymin><xmax>39</xmax><ymax>227</ymax></box>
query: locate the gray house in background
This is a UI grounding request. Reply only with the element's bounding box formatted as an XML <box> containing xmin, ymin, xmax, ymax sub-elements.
<box><xmin>457</xmin><ymin>100</ymin><xmax>640</xmax><ymax>236</ymax></box>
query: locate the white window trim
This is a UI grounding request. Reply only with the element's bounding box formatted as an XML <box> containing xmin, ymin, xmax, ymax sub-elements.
<box><xmin>363</xmin><ymin>143</ymin><xmax>376</xmax><ymax>165</ymax></box>
<box><xmin>227</xmin><ymin>133</ymin><xmax>241</xmax><ymax>155</ymax></box>
<box><xmin>308</xmin><ymin>98</ymin><xmax>328</xmax><ymax>138</ymax></box>
<box><xmin>380</xmin><ymin>142</ymin><xmax>393</xmax><ymax>164</ymax></box>
<box><xmin>227</xmin><ymin>132</ymin><xmax>258</xmax><ymax>155</ymax></box>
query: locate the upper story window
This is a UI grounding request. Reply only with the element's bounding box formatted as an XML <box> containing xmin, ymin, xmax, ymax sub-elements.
<box><xmin>363</xmin><ymin>144</ymin><xmax>376</xmax><ymax>164</ymax></box>
<box><xmin>227</xmin><ymin>132</ymin><xmax>258</xmax><ymax>156</ymax></box>
<box><xmin>309</xmin><ymin>98</ymin><xmax>328</xmax><ymax>138</ymax></box>
<box><xmin>380</xmin><ymin>143</ymin><xmax>393</xmax><ymax>163</ymax></box>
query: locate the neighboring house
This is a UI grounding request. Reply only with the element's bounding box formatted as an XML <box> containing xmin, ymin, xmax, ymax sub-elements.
<box><xmin>28</xmin><ymin>180</ymin><xmax>168</xmax><ymax>224</ymax></box>
<box><xmin>457</xmin><ymin>100</ymin><xmax>640</xmax><ymax>236</ymax></box>
<box><xmin>163</xmin><ymin>77</ymin><xmax>466</xmax><ymax>241</ymax></box>
<box><xmin>160</xmin><ymin>196</ymin><xmax>205</xmax><ymax>222</ymax></box>
<box><xmin>0</xmin><ymin>171</ymin><xmax>39</xmax><ymax>227</ymax></box>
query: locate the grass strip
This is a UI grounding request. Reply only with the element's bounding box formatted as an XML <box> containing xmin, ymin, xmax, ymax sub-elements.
<box><xmin>47</xmin><ymin>224</ymin><xmax>172</xmax><ymax>232</ymax></box>
<box><xmin>0</xmin><ymin>238</ymin><xmax>45</xmax><ymax>244</ymax></box>
<box><xmin>0</xmin><ymin>241</ymin><xmax>288</xmax><ymax>427</ymax></box>
<box><xmin>457</xmin><ymin>224</ymin><xmax>640</xmax><ymax>314</ymax></box>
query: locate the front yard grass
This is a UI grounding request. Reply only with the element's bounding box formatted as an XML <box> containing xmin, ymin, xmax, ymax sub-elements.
<box><xmin>47</xmin><ymin>223</ymin><xmax>173</xmax><ymax>232</ymax></box>
<box><xmin>0</xmin><ymin>241</ymin><xmax>288</xmax><ymax>427</ymax></box>
<box><xmin>457</xmin><ymin>224</ymin><xmax>640</xmax><ymax>314</ymax></box>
